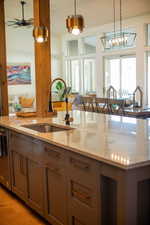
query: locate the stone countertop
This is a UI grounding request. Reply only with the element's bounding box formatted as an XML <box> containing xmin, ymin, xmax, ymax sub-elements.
<box><xmin>0</xmin><ymin>110</ymin><xmax>150</xmax><ymax>170</ymax></box>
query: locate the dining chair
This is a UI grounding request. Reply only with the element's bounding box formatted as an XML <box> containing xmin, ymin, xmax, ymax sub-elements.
<box><xmin>107</xmin><ymin>98</ymin><xmax>125</xmax><ymax>115</ymax></box>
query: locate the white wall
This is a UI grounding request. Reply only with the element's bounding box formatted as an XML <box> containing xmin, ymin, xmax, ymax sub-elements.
<box><xmin>5</xmin><ymin>27</ymin><xmax>63</xmax><ymax>99</ymax></box>
<box><xmin>6</xmin><ymin>27</ymin><xmax>35</xmax><ymax>98</ymax></box>
<box><xmin>51</xmin><ymin>34</ymin><xmax>63</xmax><ymax>79</ymax></box>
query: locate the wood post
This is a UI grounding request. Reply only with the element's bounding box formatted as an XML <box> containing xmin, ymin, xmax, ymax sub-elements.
<box><xmin>33</xmin><ymin>0</ymin><xmax>51</xmax><ymax>117</ymax></box>
<box><xmin>0</xmin><ymin>0</ymin><xmax>9</xmax><ymax>116</ymax></box>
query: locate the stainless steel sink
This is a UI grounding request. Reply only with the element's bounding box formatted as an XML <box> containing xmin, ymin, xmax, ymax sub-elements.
<box><xmin>22</xmin><ymin>123</ymin><xmax>73</xmax><ymax>133</ymax></box>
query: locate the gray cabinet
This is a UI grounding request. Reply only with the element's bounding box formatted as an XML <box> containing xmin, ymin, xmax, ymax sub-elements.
<box><xmin>0</xmin><ymin>127</ymin><xmax>11</xmax><ymax>189</ymax></box>
<box><xmin>44</xmin><ymin>144</ymin><xmax>67</xmax><ymax>225</ymax></box>
<box><xmin>27</xmin><ymin>159</ymin><xmax>45</xmax><ymax>216</ymax></box>
<box><xmin>10</xmin><ymin>132</ymin><xmax>45</xmax><ymax>215</ymax></box>
<box><xmin>66</xmin><ymin>152</ymin><xmax>100</xmax><ymax>225</ymax></box>
<box><xmin>11</xmin><ymin>151</ymin><xmax>28</xmax><ymax>201</ymax></box>
<box><xmin>9</xmin><ymin>131</ymin><xmax>101</xmax><ymax>225</ymax></box>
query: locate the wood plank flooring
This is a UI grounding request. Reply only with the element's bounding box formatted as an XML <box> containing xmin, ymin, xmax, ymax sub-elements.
<box><xmin>0</xmin><ymin>186</ymin><xmax>49</xmax><ymax>225</ymax></box>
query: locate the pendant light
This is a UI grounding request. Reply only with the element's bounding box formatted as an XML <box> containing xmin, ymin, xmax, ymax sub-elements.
<box><xmin>66</xmin><ymin>0</ymin><xmax>84</xmax><ymax>35</ymax></box>
<box><xmin>101</xmin><ymin>0</ymin><xmax>136</xmax><ymax>50</ymax></box>
<box><xmin>33</xmin><ymin>26</ymin><xmax>48</xmax><ymax>43</ymax></box>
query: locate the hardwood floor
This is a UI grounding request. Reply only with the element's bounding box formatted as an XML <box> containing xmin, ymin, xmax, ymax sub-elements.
<box><xmin>0</xmin><ymin>186</ymin><xmax>49</xmax><ymax>225</ymax></box>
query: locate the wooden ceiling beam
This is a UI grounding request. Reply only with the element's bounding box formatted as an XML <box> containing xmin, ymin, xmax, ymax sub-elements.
<box><xmin>33</xmin><ymin>0</ymin><xmax>51</xmax><ymax>117</ymax></box>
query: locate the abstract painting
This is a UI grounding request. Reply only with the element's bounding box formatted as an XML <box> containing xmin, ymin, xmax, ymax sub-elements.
<box><xmin>7</xmin><ymin>63</ymin><xmax>31</xmax><ymax>85</ymax></box>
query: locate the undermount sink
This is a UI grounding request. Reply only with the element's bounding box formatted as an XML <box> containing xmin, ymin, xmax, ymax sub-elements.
<box><xmin>22</xmin><ymin>123</ymin><xmax>73</xmax><ymax>133</ymax></box>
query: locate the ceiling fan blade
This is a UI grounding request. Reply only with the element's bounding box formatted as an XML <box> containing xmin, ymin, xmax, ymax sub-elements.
<box><xmin>6</xmin><ymin>1</ymin><xmax>33</xmax><ymax>28</ymax></box>
<box><xmin>14</xmin><ymin>18</ymin><xmax>22</xmax><ymax>21</ymax></box>
<box><xmin>7</xmin><ymin>24</ymin><xmax>15</xmax><ymax>26</ymax></box>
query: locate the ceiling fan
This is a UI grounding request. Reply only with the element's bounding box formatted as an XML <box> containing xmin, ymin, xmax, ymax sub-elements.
<box><xmin>7</xmin><ymin>1</ymin><xmax>33</xmax><ymax>28</ymax></box>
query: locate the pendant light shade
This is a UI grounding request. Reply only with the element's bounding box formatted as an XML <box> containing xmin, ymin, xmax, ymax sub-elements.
<box><xmin>100</xmin><ymin>0</ymin><xmax>136</xmax><ymax>50</ymax></box>
<box><xmin>33</xmin><ymin>26</ymin><xmax>48</xmax><ymax>43</ymax></box>
<box><xmin>66</xmin><ymin>0</ymin><xmax>84</xmax><ymax>35</ymax></box>
<box><xmin>66</xmin><ymin>15</ymin><xmax>84</xmax><ymax>35</ymax></box>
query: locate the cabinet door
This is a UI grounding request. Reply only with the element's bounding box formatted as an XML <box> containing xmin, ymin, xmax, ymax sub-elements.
<box><xmin>44</xmin><ymin>144</ymin><xmax>67</xmax><ymax>225</ymax></box>
<box><xmin>45</xmin><ymin>164</ymin><xmax>67</xmax><ymax>225</ymax></box>
<box><xmin>11</xmin><ymin>151</ymin><xmax>28</xmax><ymax>201</ymax></box>
<box><xmin>67</xmin><ymin>152</ymin><xmax>100</xmax><ymax>225</ymax></box>
<box><xmin>27</xmin><ymin>159</ymin><xmax>45</xmax><ymax>216</ymax></box>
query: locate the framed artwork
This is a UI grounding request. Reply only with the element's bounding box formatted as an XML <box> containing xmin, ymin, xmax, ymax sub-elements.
<box><xmin>7</xmin><ymin>63</ymin><xmax>31</xmax><ymax>85</ymax></box>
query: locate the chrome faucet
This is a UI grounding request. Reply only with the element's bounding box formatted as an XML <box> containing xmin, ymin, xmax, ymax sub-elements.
<box><xmin>49</xmin><ymin>77</ymin><xmax>72</xmax><ymax>125</ymax></box>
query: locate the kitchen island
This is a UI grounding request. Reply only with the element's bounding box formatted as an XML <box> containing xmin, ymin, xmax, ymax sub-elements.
<box><xmin>0</xmin><ymin>110</ymin><xmax>150</xmax><ymax>225</ymax></box>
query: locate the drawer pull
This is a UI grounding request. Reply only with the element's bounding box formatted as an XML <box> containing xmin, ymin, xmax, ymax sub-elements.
<box><xmin>70</xmin><ymin>158</ymin><xmax>89</xmax><ymax>171</ymax></box>
<box><xmin>44</xmin><ymin>147</ymin><xmax>60</xmax><ymax>159</ymax></box>
<box><xmin>73</xmin><ymin>190</ymin><xmax>91</xmax><ymax>200</ymax></box>
<box><xmin>47</xmin><ymin>165</ymin><xmax>61</xmax><ymax>176</ymax></box>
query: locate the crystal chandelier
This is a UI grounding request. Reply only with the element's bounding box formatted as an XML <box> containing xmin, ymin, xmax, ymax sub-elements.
<box><xmin>101</xmin><ymin>0</ymin><xmax>136</xmax><ymax>50</ymax></box>
<box><xmin>66</xmin><ymin>0</ymin><xmax>84</xmax><ymax>35</ymax></box>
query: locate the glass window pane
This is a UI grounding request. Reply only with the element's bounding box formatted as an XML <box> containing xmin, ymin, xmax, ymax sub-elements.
<box><xmin>121</xmin><ymin>57</ymin><xmax>136</xmax><ymax>97</ymax></box>
<box><xmin>71</xmin><ymin>60</ymin><xmax>80</xmax><ymax>92</ymax></box>
<box><xmin>148</xmin><ymin>25</ymin><xmax>150</xmax><ymax>46</ymax></box>
<box><xmin>67</xmin><ymin>40</ymin><xmax>78</xmax><ymax>57</ymax></box>
<box><xmin>84</xmin><ymin>59</ymin><xmax>96</xmax><ymax>94</ymax></box>
<box><xmin>104</xmin><ymin>56</ymin><xmax>136</xmax><ymax>97</ymax></box>
<box><xmin>148</xmin><ymin>53</ymin><xmax>150</xmax><ymax>104</ymax></box>
<box><xmin>65</xmin><ymin>60</ymin><xmax>71</xmax><ymax>86</ymax></box>
<box><xmin>83</xmin><ymin>36</ymin><xmax>96</xmax><ymax>55</ymax></box>
<box><xmin>105</xmin><ymin>58</ymin><xmax>120</xmax><ymax>94</ymax></box>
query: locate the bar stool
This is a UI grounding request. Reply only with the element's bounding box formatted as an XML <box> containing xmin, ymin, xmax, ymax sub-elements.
<box><xmin>107</xmin><ymin>98</ymin><xmax>125</xmax><ymax>115</ymax></box>
<box><xmin>95</xmin><ymin>98</ymin><xmax>107</xmax><ymax>113</ymax></box>
<box><xmin>106</xmin><ymin>86</ymin><xmax>117</xmax><ymax>99</ymax></box>
<box><xmin>133</xmin><ymin>86</ymin><xmax>143</xmax><ymax>108</ymax></box>
<box><xmin>82</xmin><ymin>96</ymin><xmax>95</xmax><ymax>112</ymax></box>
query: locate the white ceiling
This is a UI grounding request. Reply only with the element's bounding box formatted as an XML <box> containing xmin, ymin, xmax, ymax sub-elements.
<box><xmin>51</xmin><ymin>0</ymin><xmax>150</xmax><ymax>33</ymax></box>
<box><xmin>5</xmin><ymin>0</ymin><xmax>150</xmax><ymax>34</ymax></box>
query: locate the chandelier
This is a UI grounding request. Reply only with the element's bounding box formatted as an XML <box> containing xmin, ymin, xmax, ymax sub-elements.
<box><xmin>101</xmin><ymin>0</ymin><xmax>136</xmax><ymax>50</ymax></box>
<box><xmin>66</xmin><ymin>0</ymin><xmax>84</xmax><ymax>35</ymax></box>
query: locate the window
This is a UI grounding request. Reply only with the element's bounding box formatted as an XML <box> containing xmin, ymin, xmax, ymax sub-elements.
<box><xmin>83</xmin><ymin>36</ymin><xmax>97</xmax><ymax>55</ymax></box>
<box><xmin>148</xmin><ymin>53</ymin><xmax>150</xmax><ymax>104</ymax></box>
<box><xmin>147</xmin><ymin>25</ymin><xmax>150</xmax><ymax>46</ymax></box>
<box><xmin>70</xmin><ymin>60</ymin><xmax>80</xmax><ymax>92</ymax></box>
<box><xmin>67</xmin><ymin>40</ymin><xmax>78</xmax><ymax>57</ymax></box>
<box><xmin>83</xmin><ymin>58</ymin><xmax>96</xmax><ymax>93</ymax></box>
<box><xmin>65</xmin><ymin>37</ymin><xmax>96</xmax><ymax>94</ymax></box>
<box><xmin>104</xmin><ymin>55</ymin><xmax>136</xmax><ymax>97</ymax></box>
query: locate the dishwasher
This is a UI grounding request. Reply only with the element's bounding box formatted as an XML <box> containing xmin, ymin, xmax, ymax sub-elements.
<box><xmin>0</xmin><ymin>127</ymin><xmax>11</xmax><ymax>189</ymax></box>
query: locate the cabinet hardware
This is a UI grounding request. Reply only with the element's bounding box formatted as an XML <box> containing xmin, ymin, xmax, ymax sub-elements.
<box><xmin>48</xmin><ymin>166</ymin><xmax>61</xmax><ymax>176</ymax></box>
<box><xmin>44</xmin><ymin>147</ymin><xmax>61</xmax><ymax>159</ymax></box>
<box><xmin>70</xmin><ymin>158</ymin><xmax>89</xmax><ymax>171</ymax></box>
<box><xmin>0</xmin><ymin>176</ymin><xmax>4</xmax><ymax>181</ymax></box>
<box><xmin>72</xmin><ymin>190</ymin><xmax>91</xmax><ymax>201</ymax></box>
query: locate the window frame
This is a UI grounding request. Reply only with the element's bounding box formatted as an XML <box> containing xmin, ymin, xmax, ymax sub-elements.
<box><xmin>103</xmin><ymin>54</ymin><xmax>136</xmax><ymax>97</ymax></box>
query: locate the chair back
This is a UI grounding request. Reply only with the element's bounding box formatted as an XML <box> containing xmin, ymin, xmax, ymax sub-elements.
<box><xmin>107</xmin><ymin>98</ymin><xmax>125</xmax><ymax>114</ymax></box>
<box><xmin>81</xmin><ymin>96</ymin><xmax>94</xmax><ymax>111</ymax></box>
<box><xmin>106</xmin><ymin>86</ymin><xmax>117</xmax><ymax>98</ymax></box>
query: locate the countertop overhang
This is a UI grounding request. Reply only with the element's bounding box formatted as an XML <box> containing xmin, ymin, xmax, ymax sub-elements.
<box><xmin>0</xmin><ymin>110</ymin><xmax>150</xmax><ymax>170</ymax></box>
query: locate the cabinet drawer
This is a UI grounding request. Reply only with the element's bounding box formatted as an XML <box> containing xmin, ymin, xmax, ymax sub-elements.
<box><xmin>10</xmin><ymin>132</ymin><xmax>33</xmax><ymax>156</ymax></box>
<box><xmin>71</xmin><ymin>181</ymin><xmax>92</xmax><ymax>207</ymax></box>
<box><xmin>67</xmin><ymin>152</ymin><xmax>99</xmax><ymax>187</ymax></box>
<box><xmin>69</xmin><ymin>207</ymin><xmax>99</xmax><ymax>225</ymax></box>
<box><xmin>43</xmin><ymin>143</ymin><xmax>65</xmax><ymax>165</ymax></box>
